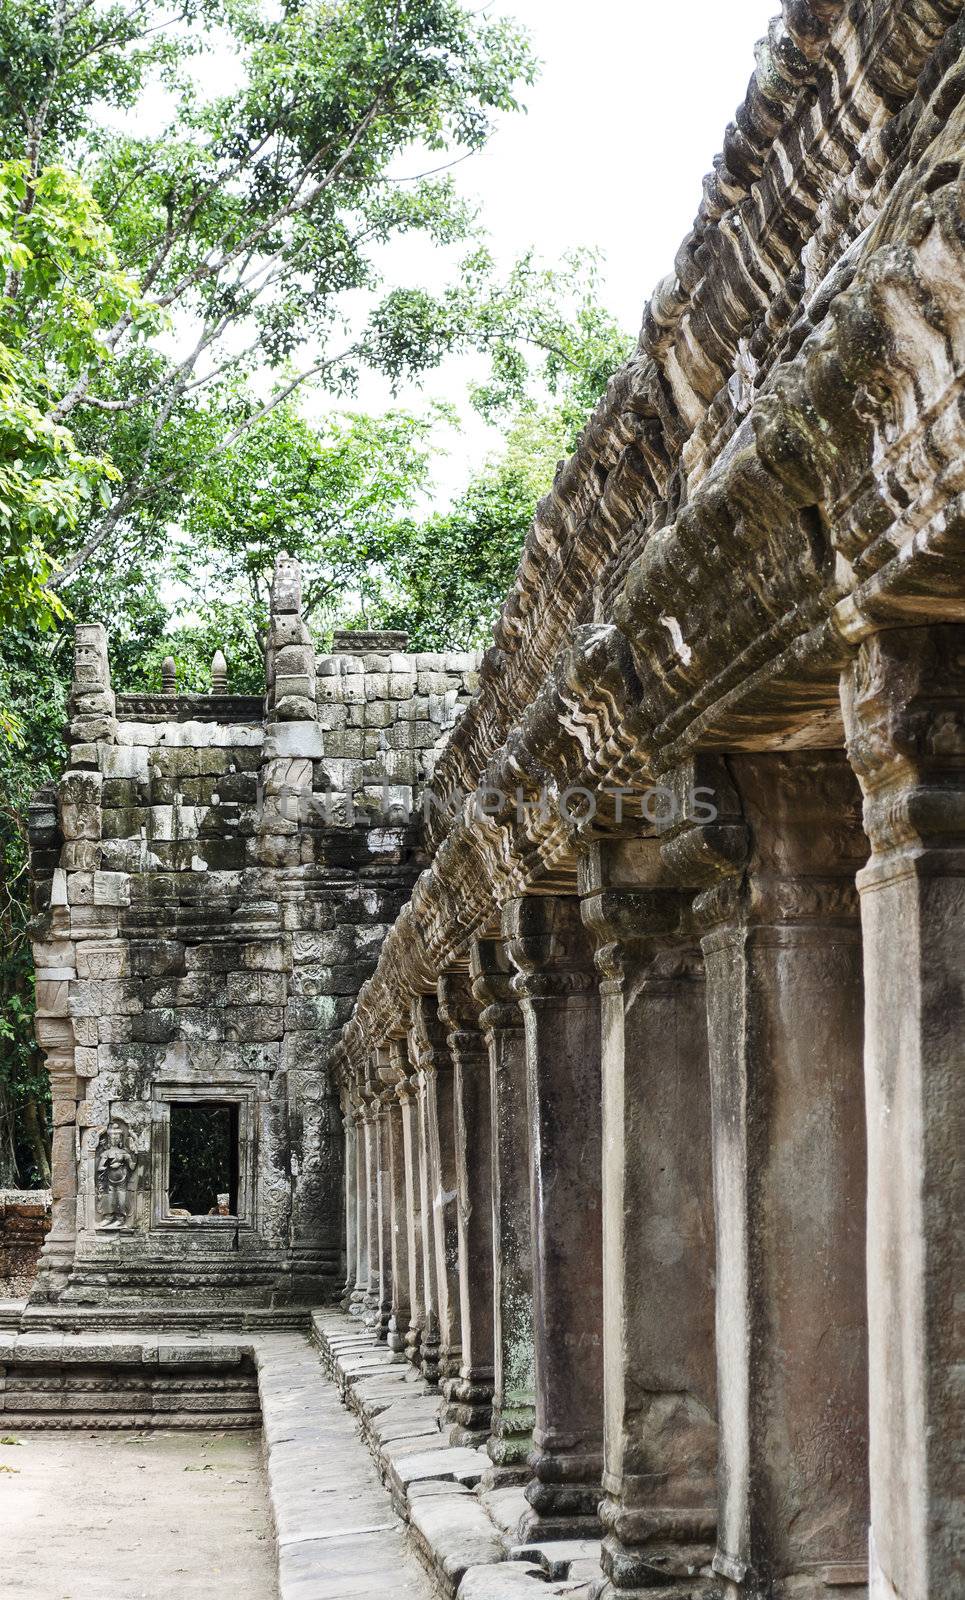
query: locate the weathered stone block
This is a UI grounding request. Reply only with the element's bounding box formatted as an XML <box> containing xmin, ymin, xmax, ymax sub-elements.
<box><xmin>93</xmin><ymin>870</ymin><xmax>131</xmax><ymax>908</ymax></box>
<box><xmin>59</xmin><ymin>770</ymin><xmax>103</xmax><ymax>841</ymax></box>
<box><xmin>241</xmin><ymin>940</ymin><xmax>286</xmax><ymax>972</ymax></box>
<box><xmin>265</xmin><ymin>722</ymin><xmax>324</xmax><ymax>759</ymax></box>
<box><xmin>61</xmin><ymin>840</ymin><xmax>103</xmax><ymax>872</ymax></box>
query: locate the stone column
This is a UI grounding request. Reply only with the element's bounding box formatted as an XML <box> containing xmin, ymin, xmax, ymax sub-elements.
<box><xmin>664</xmin><ymin>752</ymin><xmax>869</xmax><ymax>1596</ymax></box>
<box><xmin>374</xmin><ymin>1078</ymin><xmax>394</xmax><ymax>1341</ymax></box>
<box><xmin>362</xmin><ymin>1086</ymin><xmax>381</xmax><ymax>1323</ymax></box>
<box><xmin>413</xmin><ymin>994</ymin><xmax>462</xmax><ymax>1411</ymax></box>
<box><xmin>31</xmin><ymin>623</ymin><xmax>117</xmax><ymax>1302</ymax></box>
<box><xmin>579</xmin><ymin>838</ymin><xmax>718</xmax><ymax>1595</ymax></box>
<box><xmin>408</xmin><ymin>997</ymin><xmax>441</xmax><ymax>1384</ymax></box>
<box><xmin>350</xmin><ymin>1086</ymin><xmax>369</xmax><ymax>1316</ymax></box>
<box><xmin>385</xmin><ymin>1046</ymin><xmax>410</xmax><ymax>1356</ymax></box>
<box><xmin>439</xmin><ymin>973</ymin><xmax>495</xmax><ymax>1446</ymax></box>
<box><xmin>471</xmin><ymin>936</ymin><xmax>535</xmax><ymax>1484</ymax></box>
<box><xmin>841</xmin><ymin>625</ymin><xmax>965</xmax><ymax>1600</ymax></box>
<box><xmin>394</xmin><ymin>1037</ymin><xmax>425</xmax><ymax>1368</ymax></box>
<box><xmin>504</xmin><ymin>894</ymin><xmax>604</xmax><ymax>1541</ymax></box>
<box><xmin>340</xmin><ymin>1098</ymin><xmax>358</xmax><ymax>1310</ymax></box>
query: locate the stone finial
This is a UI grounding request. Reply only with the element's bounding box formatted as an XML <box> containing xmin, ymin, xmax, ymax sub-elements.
<box><xmin>271</xmin><ymin>552</ymin><xmax>302</xmax><ymax>615</ymax></box>
<box><xmin>211</xmin><ymin>649</ymin><xmax>228</xmax><ymax>695</ymax></box>
<box><xmin>72</xmin><ymin>624</ymin><xmax>112</xmax><ymax>701</ymax></box>
<box><xmin>69</xmin><ymin>623</ymin><xmax>116</xmax><ymax>747</ymax></box>
<box><xmin>161</xmin><ymin>656</ymin><xmax>177</xmax><ymax>693</ymax></box>
<box><xmin>266</xmin><ymin>552</ymin><xmax>317</xmax><ymax>722</ymax></box>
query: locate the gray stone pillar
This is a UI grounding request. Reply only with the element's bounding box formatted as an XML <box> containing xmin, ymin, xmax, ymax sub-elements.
<box><xmin>374</xmin><ymin>1081</ymin><xmax>393</xmax><ymax>1342</ymax></box>
<box><xmin>439</xmin><ymin>973</ymin><xmax>495</xmax><ymax>1446</ymax></box>
<box><xmin>362</xmin><ymin>1089</ymin><xmax>380</xmax><ymax>1322</ymax></box>
<box><xmin>580</xmin><ymin>838</ymin><xmax>717</xmax><ymax>1595</ymax></box>
<box><xmin>471</xmin><ymin>936</ymin><xmax>535</xmax><ymax>1486</ymax></box>
<box><xmin>504</xmin><ymin>894</ymin><xmax>604</xmax><ymax>1541</ymax></box>
<box><xmin>665</xmin><ymin>752</ymin><xmax>869</xmax><ymax>1596</ymax></box>
<box><xmin>408</xmin><ymin>997</ymin><xmax>441</xmax><ymax>1384</ymax></box>
<box><xmin>340</xmin><ymin>1099</ymin><xmax>358</xmax><ymax>1310</ymax></box>
<box><xmin>350</xmin><ymin>1083</ymin><xmax>368</xmax><ymax>1316</ymax></box>
<box><xmin>395</xmin><ymin>1040</ymin><xmax>425</xmax><ymax>1368</ymax></box>
<box><xmin>417</xmin><ymin>993</ymin><xmax>462</xmax><ymax>1414</ymax></box>
<box><xmin>841</xmin><ymin>625</ymin><xmax>965</xmax><ymax>1600</ymax></box>
<box><xmin>385</xmin><ymin>1047</ymin><xmax>410</xmax><ymax>1356</ymax></box>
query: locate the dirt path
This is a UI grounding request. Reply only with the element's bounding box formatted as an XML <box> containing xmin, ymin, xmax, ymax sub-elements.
<box><xmin>0</xmin><ymin>1429</ymin><xmax>278</xmax><ymax>1600</ymax></box>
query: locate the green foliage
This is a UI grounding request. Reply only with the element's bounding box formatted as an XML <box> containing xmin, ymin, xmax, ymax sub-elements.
<box><xmin>0</xmin><ymin>0</ymin><xmax>539</xmax><ymax>587</ymax></box>
<box><xmin>365</xmin><ymin>405</ymin><xmax>564</xmax><ymax>649</ymax></box>
<box><xmin>179</xmin><ymin>401</ymin><xmax>439</xmax><ymax>645</ymax></box>
<box><xmin>0</xmin><ymin>627</ymin><xmax>68</xmax><ymax>1186</ymax></box>
<box><xmin>0</xmin><ymin>158</ymin><xmax>152</xmax><ymax>634</ymax></box>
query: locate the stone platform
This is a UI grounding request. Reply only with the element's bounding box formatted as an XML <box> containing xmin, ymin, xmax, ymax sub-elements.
<box><xmin>312</xmin><ymin>1310</ymin><xmax>605</xmax><ymax>1598</ymax></box>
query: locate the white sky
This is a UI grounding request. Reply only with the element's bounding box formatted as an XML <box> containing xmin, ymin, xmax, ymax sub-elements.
<box><xmin>147</xmin><ymin>1</ymin><xmax>778</xmax><ymax>506</ymax></box>
<box><xmin>349</xmin><ymin>0</ymin><xmax>777</xmax><ymax>493</ymax></box>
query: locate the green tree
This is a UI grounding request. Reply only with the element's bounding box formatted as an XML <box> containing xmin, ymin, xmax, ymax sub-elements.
<box><xmin>0</xmin><ymin>0</ymin><xmax>538</xmax><ymax>588</ymax></box>
<box><xmin>178</xmin><ymin>401</ymin><xmax>438</xmax><ymax>657</ymax></box>
<box><xmin>0</xmin><ymin>157</ymin><xmax>153</xmax><ymax>636</ymax></box>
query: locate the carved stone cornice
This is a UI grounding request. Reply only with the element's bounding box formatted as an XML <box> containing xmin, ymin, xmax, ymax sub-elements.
<box><xmin>339</xmin><ymin>16</ymin><xmax>965</xmax><ymax>1076</ymax></box>
<box><xmin>421</xmin><ymin>3</ymin><xmax>956</xmax><ymax>846</ymax></box>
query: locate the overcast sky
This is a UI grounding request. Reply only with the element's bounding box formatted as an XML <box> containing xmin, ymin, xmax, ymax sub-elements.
<box><xmin>349</xmin><ymin>0</ymin><xmax>777</xmax><ymax>489</ymax></box>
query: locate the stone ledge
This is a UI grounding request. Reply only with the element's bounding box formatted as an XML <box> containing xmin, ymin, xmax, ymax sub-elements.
<box><xmin>312</xmin><ymin>1309</ymin><xmax>601</xmax><ymax>1599</ymax></box>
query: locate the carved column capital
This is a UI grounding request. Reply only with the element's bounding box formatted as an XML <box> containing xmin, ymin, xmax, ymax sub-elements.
<box><xmin>659</xmin><ymin>752</ymin><xmax>863</xmax><ymax>934</ymax></box>
<box><xmin>408</xmin><ymin>993</ymin><xmax>451</xmax><ymax>1078</ymax></box>
<box><xmin>842</xmin><ymin>623</ymin><xmax>965</xmax><ymax>866</ymax></box>
<box><xmin>502</xmin><ymin>895</ymin><xmax>598</xmax><ymax>999</ymax></box>
<box><xmin>438</xmin><ymin>973</ymin><xmax>488</xmax><ymax>1068</ymax></box>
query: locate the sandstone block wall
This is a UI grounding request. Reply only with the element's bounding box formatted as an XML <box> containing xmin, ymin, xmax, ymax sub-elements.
<box><xmin>27</xmin><ymin>568</ymin><xmax>479</xmax><ymax>1312</ymax></box>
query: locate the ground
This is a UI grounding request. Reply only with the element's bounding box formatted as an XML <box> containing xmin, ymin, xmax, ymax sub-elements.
<box><xmin>0</xmin><ymin>1428</ymin><xmax>278</xmax><ymax>1599</ymax></box>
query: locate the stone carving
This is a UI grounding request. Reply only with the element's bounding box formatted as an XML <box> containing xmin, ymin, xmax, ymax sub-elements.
<box><xmin>94</xmin><ymin>1119</ymin><xmax>139</xmax><ymax>1229</ymax></box>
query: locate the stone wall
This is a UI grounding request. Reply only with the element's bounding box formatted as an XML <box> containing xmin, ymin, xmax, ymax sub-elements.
<box><xmin>27</xmin><ymin>565</ymin><xmax>478</xmax><ymax>1314</ymax></box>
<box><xmin>0</xmin><ymin>1190</ymin><xmax>51</xmax><ymax>1297</ymax></box>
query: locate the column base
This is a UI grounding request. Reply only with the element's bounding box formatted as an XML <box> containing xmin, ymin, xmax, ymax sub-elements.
<box><xmin>602</xmin><ymin>1531</ymin><xmax>717</xmax><ymax>1594</ymax></box>
<box><xmin>483</xmin><ymin>1398</ymin><xmax>535</xmax><ymax>1484</ymax></box>
<box><xmin>349</xmin><ymin>1286</ymin><xmax>367</xmax><ymax>1317</ymax></box>
<box><xmin>420</xmin><ymin>1330</ymin><xmax>441</xmax><ymax>1386</ymax></box>
<box><xmin>594</xmin><ymin>1581</ymin><xmax>718</xmax><ymax>1600</ymax></box>
<box><xmin>387</xmin><ymin>1313</ymin><xmax>409</xmax><ymax>1353</ymax></box>
<box><xmin>446</xmin><ymin>1370</ymin><xmax>493</xmax><ymax>1443</ymax></box>
<box><xmin>518</xmin><ymin>1447</ymin><xmax>604</xmax><ymax>1542</ymax></box>
<box><xmin>28</xmin><ymin>1235</ymin><xmax>74</xmax><ymax>1303</ymax></box>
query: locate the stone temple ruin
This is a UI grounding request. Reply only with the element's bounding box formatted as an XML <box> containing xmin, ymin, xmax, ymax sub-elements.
<box><xmin>8</xmin><ymin>4</ymin><xmax>965</xmax><ymax>1598</ymax></box>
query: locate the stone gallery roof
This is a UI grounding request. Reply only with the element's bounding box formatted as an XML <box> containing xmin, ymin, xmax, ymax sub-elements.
<box><xmin>338</xmin><ymin>0</ymin><xmax>965</xmax><ymax>1067</ymax></box>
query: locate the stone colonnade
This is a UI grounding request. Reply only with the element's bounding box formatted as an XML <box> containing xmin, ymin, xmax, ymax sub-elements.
<box><xmin>339</xmin><ymin>628</ymin><xmax>964</xmax><ymax>1598</ymax></box>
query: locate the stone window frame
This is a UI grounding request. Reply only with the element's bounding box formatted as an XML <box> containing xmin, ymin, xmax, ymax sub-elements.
<box><xmin>151</xmin><ymin>1082</ymin><xmax>257</xmax><ymax>1232</ymax></box>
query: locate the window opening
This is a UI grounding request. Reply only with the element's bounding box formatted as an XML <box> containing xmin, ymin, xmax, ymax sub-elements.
<box><xmin>167</xmin><ymin>1101</ymin><xmax>240</xmax><ymax>1217</ymax></box>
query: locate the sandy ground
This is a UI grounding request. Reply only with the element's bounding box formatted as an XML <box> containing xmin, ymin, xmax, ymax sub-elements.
<box><xmin>0</xmin><ymin>1428</ymin><xmax>278</xmax><ymax>1600</ymax></box>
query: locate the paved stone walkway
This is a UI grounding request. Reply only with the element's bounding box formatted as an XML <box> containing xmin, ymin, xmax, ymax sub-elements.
<box><xmin>312</xmin><ymin>1313</ymin><xmax>603</xmax><ymax>1598</ymax></box>
<box><xmin>0</xmin><ymin>1429</ymin><xmax>277</xmax><ymax>1599</ymax></box>
<box><xmin>256</xmin><ymin>1332</ymin><xmax>437</xmax><ymax>1599</ymax></box>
